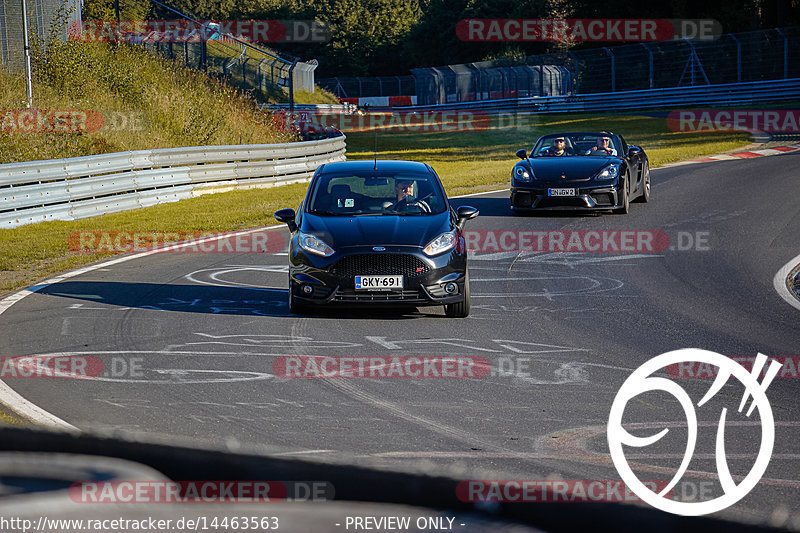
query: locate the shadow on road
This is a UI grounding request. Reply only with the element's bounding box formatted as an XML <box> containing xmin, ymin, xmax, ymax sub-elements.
<box><xmin>38</xmin><ymin>281</ymin><xmax>441</xmax><ymax>320</ymax></box>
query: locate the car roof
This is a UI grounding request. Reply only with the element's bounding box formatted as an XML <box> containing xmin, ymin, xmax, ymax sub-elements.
<box><xmin>318</xmin><ymin>160</ymin><xmax>433</xmax><ymax>174</ymax></box>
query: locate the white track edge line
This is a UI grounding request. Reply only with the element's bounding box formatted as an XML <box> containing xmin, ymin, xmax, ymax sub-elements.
<box><xmin>0</xmin><ymin>226</ymin><xmax>284</xmax><ymax>431</ymax></box>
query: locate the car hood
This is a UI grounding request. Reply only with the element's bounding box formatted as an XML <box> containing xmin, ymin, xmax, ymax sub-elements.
<box><xmin>525</xmin><ymin>156</ymin><xmax>617</xmax><ymax>180</ymax></box>
<box><xmin>300</xmin><ymin>212</ymin><xmax>453</xmax><ymax>249</ymax></box>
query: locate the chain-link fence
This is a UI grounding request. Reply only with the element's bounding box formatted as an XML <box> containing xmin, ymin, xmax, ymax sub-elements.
<box><xmin>317</xmin><ymin>75</ymin><xmax>416</xmax><ymax>98</ymax></box>
<box><xmin>145</xmin><ymin>37</ymin><xmax>305</xmax><ymax>95</ymax></box>
<box><xmin>0</xmin><ymin>0</ymin><xmax>80</xmax><ymax>70</ymax></box>
<box><xmin>140</xmin><ymin>0</ymin><xmax>313</xmax><ymax>101</ymax></box>
<box><xmin>559</xmin><ymin>27</ymin><xmax>800</xmax><ymax>94</ymax></box>
<box><xmin>318</xmin><ymin>26</ymin><xmax>800</xmax><ymax>105</ymax></box>
<box><xmin>412</xmin><ymin>61</ymin><xmax>572</xmax><ymax>105</ymax></box>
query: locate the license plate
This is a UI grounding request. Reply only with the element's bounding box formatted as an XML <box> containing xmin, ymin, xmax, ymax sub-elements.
<box><xmin>355</xmin><ymin>275</ymin><xmax>404</xmax><ymax>290</ymax></box>
<box><xmin>548</xmin><ymin>188</ymin><xmax>576</xmax><ymax>197</ymax></box>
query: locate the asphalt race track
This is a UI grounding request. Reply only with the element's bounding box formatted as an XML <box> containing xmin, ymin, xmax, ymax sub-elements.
<box><xmin>1</xmin><ymin>152</ymin><xmax>798</xmax><ymax>526</ymax></box>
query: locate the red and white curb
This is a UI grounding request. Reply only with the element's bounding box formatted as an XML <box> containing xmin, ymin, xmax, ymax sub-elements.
<box><xmin>661</xmin><ymin>143</ymin><xmax>800</xmax><ymax>167</ymax></box>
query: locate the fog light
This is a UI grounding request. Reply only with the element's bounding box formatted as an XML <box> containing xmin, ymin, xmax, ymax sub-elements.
<box><xmin>444</xmin><ymin>282</ymin><xmax>457</xmax><ymax>294</ymax></box>
<box><xmin>302</xmin><ymin>285</ymin><xmax>313</xmax><ymax>295</ymax></box>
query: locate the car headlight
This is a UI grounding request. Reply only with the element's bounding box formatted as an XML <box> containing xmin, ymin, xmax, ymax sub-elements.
<box><xmin>514</xmin><ymin>166</ymin><xmax>532</xmax><ymax>182</ymax></box>
<box><xmin>298</xmin><ymin>232</ymin><xmax>334</xmax><ymax>257</ymax></box>
<box><xmin>595</xmin><ymin>164</ymin><xmax>619</xmax><ymax>180</ymax></box>
<box><xmin>423</xmin><ymin>230</ymin><xmax>457</xmax><ymax>256</ymax></box>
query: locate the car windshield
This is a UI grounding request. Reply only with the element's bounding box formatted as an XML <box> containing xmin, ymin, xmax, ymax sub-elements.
<box><xmin>306</xmin><ymin>172</ymin><xmax>447</xmax><ymax>215</ymax></box>
<box><xmin>531</xmin><ymin>134</ymin><xmax>620</xmax><ymax>157</ymax></box>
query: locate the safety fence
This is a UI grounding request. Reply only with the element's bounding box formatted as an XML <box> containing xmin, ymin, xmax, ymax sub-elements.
<box><xmin>319</xmin><ymin>26</ymin><xmax>800</xmax><ymax>105</ymax></box>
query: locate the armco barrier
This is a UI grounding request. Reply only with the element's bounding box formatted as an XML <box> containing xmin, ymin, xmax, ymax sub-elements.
<box><xmin>0</xmin><ymin>135</ymin><xmax>346</xmax><ymax>228</ymax></box>
<box><xmin>374</xmin><ymin>78</ymin><xmax>800</xmax><ymax>114</ymax></box>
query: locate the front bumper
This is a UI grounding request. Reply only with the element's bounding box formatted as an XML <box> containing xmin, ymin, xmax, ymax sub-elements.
<box><xmin>511</xmin><ymin>182</ymin><xmax>622</xmax><ymax>211</ymax></box>
<box><xmin>288</xmin><ymin>245</ymin><xmax>467</xmax><ymax>307</ymax></box>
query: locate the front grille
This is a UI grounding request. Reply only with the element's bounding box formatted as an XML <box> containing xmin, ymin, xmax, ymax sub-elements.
<box><xmin>333</xmin><ymin>289</ymin><xmax>424</xmax><ymax>302</ymax></box>
<box><xmin>330</xmin><ymin>254</ymin><xmax>430</xmax><ymax>280</ymax></box>
<box><xmin>536</xmin><ymin>196</ymin><xmax>588</xmax><ymax>208</ymax></box>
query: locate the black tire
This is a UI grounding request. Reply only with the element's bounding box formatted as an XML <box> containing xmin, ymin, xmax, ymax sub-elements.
<box><xmin>614</xmin><ymin>176</ymin><xmax>630</xmax><ymax>214</ymax></box>
<box><xmin>288</xmin><ymin>280</ymin><xmax>308</xmax><ymax>315</ymax></box>
<box><xmin>444</xmin><ymin>272</ymin><xmax>470</xmax><ymax>318</ymax></box>
<box><xmin>635</xmin><ymin>166</ymin><xmax>650</xmax><ymax>203</ymax></box>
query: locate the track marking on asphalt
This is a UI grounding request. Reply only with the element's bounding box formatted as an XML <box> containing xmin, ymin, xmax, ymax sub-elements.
<box><xmin>185</xmin><ymin>264</ymin><xmax>288</xmax><ymax>289</ymax></box>
<box><xmin>536</xmin><ymin>422</ymin><xmax>800</xmax><ymax>489</ymax></box>
<box><xmin>188</xmin><ymin>333</ymin><xmax>363</xmax><ymax>349</ymax></box>
<box><xmin>0</xmin><ymin>226</ymin><xmax>284</xmax><ymax>430</ymax></box>
<box><xmin>773</xmin><ymin>252</ymin><xmax>800</xmax><ymax>312</ymax></box>
<box><xmin>88</xmin><ymin>369</ymin><xmax>275</xmax><ymax>384</ymax></box>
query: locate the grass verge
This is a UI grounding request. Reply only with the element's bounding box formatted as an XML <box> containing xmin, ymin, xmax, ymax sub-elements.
<box><xmin>1</xmin><ymin>112</ymin><xmax>752</xmax><ymax>296</ymax></box>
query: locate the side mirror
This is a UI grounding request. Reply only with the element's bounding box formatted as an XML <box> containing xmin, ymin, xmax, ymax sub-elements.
<box><xmin>274</xmin><ymin>208</ymin><xmax>297</xmax><ymax>232</ymax></box>
<box><xmin>456</xmin><ymin>205</ymin><xmax>479</xmax><ymax>229</ymax></box>
<box><xmin>516</xmin><ymin>149</ymin><xmax>527</xmax><ymax>160</ymax></box>
<box><xmin>628</xmin><ymin>146</ymin><xmax>642</xmax><ymax>157</ymax></box>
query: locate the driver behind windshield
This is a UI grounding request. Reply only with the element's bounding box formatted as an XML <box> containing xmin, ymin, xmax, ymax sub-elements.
<box><xmin>585</xmin><ymin>134</ymin><xmax>618</xmax><ymax>156</ymax></box>
<box><xmin>385</xmin><ymin>179</ymin><xmax>431</xmax><ymax>212</ymax></box>
<box><xmin>543</xmin><ymin>136</ymin><xmax>571</xmax><ymax>156</ymax></box>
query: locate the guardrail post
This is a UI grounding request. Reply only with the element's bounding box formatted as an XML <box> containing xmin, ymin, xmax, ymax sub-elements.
<box><xmin>289</xmin><ymin>61</ymin><xmax>296</xmax><ymax>113</ymax></box>
<box><xmin>603</xmin><ymin>47</ymin><xmax>615</xmax><ymax>92</ymax></box>
<box><xmin>640</xmin><ymin>43</ymin><xmax>653</xmax><ymax>89</ymax></box>
<box><xmin>539</xmin><ymin>58</ymin><xmax>544</xmax><ymax>96</ymax></box>
<box><xmin>728</xmin><ymin>34</ymin><xmax>741</xmax><ymax>83</ymax></box>
<box><xmin>775</xmin><ymin>28</ymin><xmax>788</xmax><ymax>79</ymax></box>
<box><xmin>567</xmin><ymin>52</ymin><xmax>578</xmax><ymax>94</ymax></box>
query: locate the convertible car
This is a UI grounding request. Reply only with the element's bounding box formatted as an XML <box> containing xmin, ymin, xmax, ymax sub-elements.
<box><xmin>510</xmin><ymin>132</ymin><xmax>650</xmax><ymax>214</ymax></box>
<box><xmin>274</xmin><ymin>160</ymin><xmax>479</xmax><ymax>317</ymax></box>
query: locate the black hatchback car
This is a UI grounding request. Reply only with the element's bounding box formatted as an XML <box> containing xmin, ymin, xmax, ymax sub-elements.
<box><xmin>274</xmin><ymin>160</ymin><xmax>479</xmax><ymax>317</ymax></box>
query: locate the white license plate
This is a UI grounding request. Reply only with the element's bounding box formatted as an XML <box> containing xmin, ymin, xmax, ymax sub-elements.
<box><xmin>548</xmin><ymin>188</ymin><xmax>577</xmax><ymax>197</ymax></box>
<box><xmin>355</xmin><ymin>275</ymin><xmax>404</xmax><ymax>290</ymax></box>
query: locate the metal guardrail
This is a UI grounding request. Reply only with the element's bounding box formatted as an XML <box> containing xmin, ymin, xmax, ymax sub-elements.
<box><xmin>375</xmin><ymin>78</ymin><xmax>800</xmax><ymax>114</ymax></box>
<box><xmin>259</xmin><ymin>103</ymin><xmax>358</xmax><ymax>114</ymax></box>
<box><xmin>0</xmin><ymin>135</ymin><xmax>346</xmax><ymax>228</ymax></box>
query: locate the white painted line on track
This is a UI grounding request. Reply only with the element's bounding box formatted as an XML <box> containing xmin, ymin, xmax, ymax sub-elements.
<box><xmin>773</xmin><ymin>252</ymin><xmax>800</xmax><ymax>312</ymax></box>
<box><xmin>0</xmin><ymin>226</ymin><xmax>285</xmax><ymax>431</ymax></box>
<box><xmin>452</xmin><ymin>188</ymin><xmax>508</xmax><ymax>198</ymax></box>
